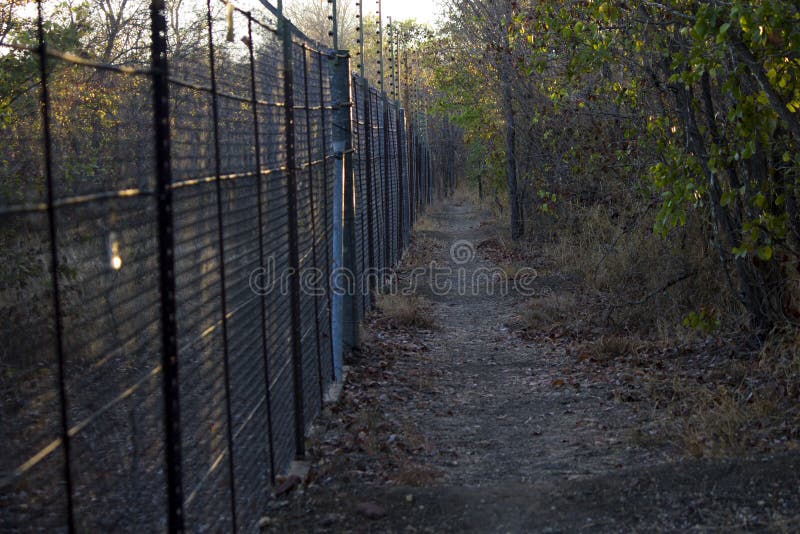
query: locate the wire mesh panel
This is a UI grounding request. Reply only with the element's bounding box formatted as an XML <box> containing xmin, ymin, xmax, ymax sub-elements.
<box><xmin>0</xmin><ymin>0</ymin><xmax>167</xmax><ymax>530</ymax></box>
<box><xmin>0</xmin><ymin>210</ymin><xmax>67</xmax><ymax>533</ymax></box>
<box><xmin>387</xmin><ymin>105</ymin><xmax>398</xmax><ymax>266</ymax></box>
<box><xmin>168</xmin><ymin>7</ymin><xmax>234</xmax><ymax>528</ymax></box>
<box><xmin>52</xmin><ymin>50</ymin><xmax>166</xmax><ymax>534</ymax></box>
<box><xmin>305</xmin><ymin>47</ymin><xmax>334</xmax><ymax>393</ymax></box>
<box><xmin>369</xmin><ymin>88</ymin><xmax>384</xmax><ymax>273</ymax></box>
<box><xmin>293</xmin><ymin>40</ymin><xmax>321</xmax><ymax>430</ymax></box>
<box><xmin>397</xmin><ymin>108</ymin><xmax>405</xmax><ymax>256</ymax></box>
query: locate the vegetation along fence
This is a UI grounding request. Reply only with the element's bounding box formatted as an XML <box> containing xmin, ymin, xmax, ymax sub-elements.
<box><xmin>0</xmin><ymin>0</ymin><xmax>458</xmax><ymax>531</ymax></box>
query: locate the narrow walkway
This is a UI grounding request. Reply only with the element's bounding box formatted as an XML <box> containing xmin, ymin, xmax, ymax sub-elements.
<box><xmin>267</xmin><ymin>201</ymin><xmax>800</xmax><ymax>532</ymax></box>
<box><xmin>394</xmin><ymin>201</ymin><xmax>658</xmax><ymax>488</ymax></box>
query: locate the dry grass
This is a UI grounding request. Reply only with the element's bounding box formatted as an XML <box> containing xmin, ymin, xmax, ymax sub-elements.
<box><xmin>642</xmin><ymin>327</ymin><xmax>800</xmax><ymax>457</ymax></box>
<box><xmin>450</xmin><ymin>185</ymin><xmax>472</xmax><ymax>205</ymax></box>
<box><xmin>522</xmin><ymin>292</ymin><xmax>577</xmax><ymax>330</ymax></box>
<box><xmin>541</xmin><ymin>203</ymin><xmax>738</xmax><ymax>333</ymax></box>
<box><xmin>400</xmin><ymin>236</ymin><xmax>441</xmax><ymax>268</ymax></box>
<box><xmin>413</xmin><ymin>214</ymin><xmax>438</xmax><ymax>233</ymax></box>
<box><xmin>475</xmin><ymin>185</ymin><xmax>800</xmax><ymax>461</ymax></box>
<box><xmin>587</xmin><ymin>335</ymin><xmax>640</xmax><ymax>362</ymax></box>
<box><xmin>393</xmin><ymin>463</ymin><xmax>441</xmax><ymax>486</ymax></box>
<box><xmin>375</xmin><ymin>293</ymin><xmax>435</xmax><ymax>330</ymax></box>
<box><xmin>350</xmin><ymin>408</ymin><xmax>385</xmax><ymax>454</ymax></box>
<box><xmin>497</xmin><ymin>261</ymin><xmax>523</xmax><ymax>280</ymax></box>
<box><xmin>524</xmin><ymin>201</ymin><xmax>800</xmax><ymax>458</ymax></box>
<box><xmin>758</xmin><ymin>326</ymin><xmax>800</xmax><ymax>399</ymax></box>
<box><xmin>452</xmin><ymin>182</ymin><xmax>503</xmax><ymax>221</ymax></box>
<box><xmin>451</xmin><ymin>183</ymin><xmax>482</xmax><ymax>206</ymax></box>
<box><xmin>655</xmin><ymin>378</ymin><xmax>777</xmax><ymax>457</ymax></box>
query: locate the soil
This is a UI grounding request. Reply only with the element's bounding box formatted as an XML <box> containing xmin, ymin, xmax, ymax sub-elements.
<box><xmin>262</xmin><ymin>201</ymin><xmax>800</xmax><ymax>533</ymax></box>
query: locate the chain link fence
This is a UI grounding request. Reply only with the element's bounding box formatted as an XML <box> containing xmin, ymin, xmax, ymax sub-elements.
<box><xmin>0</xmin><ymin>0</ymin><xmax>457</xmax><ymax>531</ymax></box>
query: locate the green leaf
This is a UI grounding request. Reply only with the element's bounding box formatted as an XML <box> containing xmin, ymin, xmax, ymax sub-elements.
<box><xmin>716</xmin><ymin>23</ymin><xmax>731</xmax><ymax>43</ymax></box>
<box><xmin>757</xmin><ymin>245</ymin><xmax>773</xmax><ymax>261</ymax></box>
<box><xmin>694</xmin><ymin>19</ymin><xmax>708</xmax><ymax>39</ymax></box>
<box><xmin>721</xmin><ymin>190</ymin><xmax>735</xmax><ymax>207</ymax></box>
<box><xmin>767</xmin><ymin>68</ymin><xmax>778</xmax><ymax>83</ymax></box>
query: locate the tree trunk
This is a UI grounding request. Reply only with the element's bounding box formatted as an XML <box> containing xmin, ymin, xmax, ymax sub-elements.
<box><xmin>677</xmin><ymin>81</ymin><xmax>773</xmax><ymax>329</ymax></box>
<box><xmin>503</xmin><ymin>78</ymin><xmax>522</xmax><ymax>240</ymax></box>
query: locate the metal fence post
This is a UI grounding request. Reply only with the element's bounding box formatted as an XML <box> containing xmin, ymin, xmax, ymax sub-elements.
<box><xmin>148</xmin><ymin>1</ymin><xmax>184</xmax><ymax>531</ymax></box>
<box><xmin>418</xmin><ymin>133</ymin><xmax>424</xmax><ymax>210</ymax></box>
<box><xmin>450</xmin><ymin>125</ymin><xmax>456</xmax><ymax>194</ymax></box>
<box><xmin>36</xmin><ymin>1</ymin><xmax>76</xmax><ymax>531</ymax></box>
<box><xmin>317</xmin><ymin>49</ymin><xmax>335</xmax><ymax>382</ymax></box>
<box><xmin>279</xmin><ymin>10</ymin><xmax>306</xmax><ymax>458</ymax></box>
<box><xmin>409</xmin><ymin>122</ymin><xmax>416</xmax><ymax>225</ymax></box>
<box><xmin>204</xmin><ymin>0</ymin><xmax>238</xmax><ymax>528</ymax></box>
<box><xmin>361</xmin><ymin>79</ymin><xmax>376</xmax><ymax>303</ymax></box>
<box><xmin>372</xmin><ymin>90</ymin><xmax>384</xmax><ymax>272</ymax></box>
<box><xmin>423</xmin><ymin>142</ymin><xmax>428</xmax><ymax>206</ymax></box>
<box><xmin>429</xmin><ymin>147</ymin><xmax>434</xmax><ymax>205</ymax></box>
<box><xmin>381</xmin><ymin>96</ymin><xmax>391</xmax><ymax>269</ymax></box>
<box><xmin>331</xmin><ymin>52</ymin><xmax>357</xmax><ymax>367</ymax></box>
<box><xmin>397</xmin><ymin>108</ymin><xmax>406</xmax><ymax>253</ymax></box>
<box><xmin>353</xmin><ymin>77</ymin><xmax>369</xmax><ymax>316</ymax></box>
<box><xmin>416</xmin><ymin>132</ymin><xmax>422</xmax><ymax>210</ymax></box>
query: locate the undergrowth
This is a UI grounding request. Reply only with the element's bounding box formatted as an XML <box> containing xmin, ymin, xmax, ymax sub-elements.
<box><xmin>375</xmin><ymin>293</ymin><xmax>435</xmax><ymax>330</ymax></box>
<box><xmin>540</xmin><ymin>201</ymin><xmax>741</xmax><ymax>335</ymax></box>
<box><xmin>465</xmin><ymin>181</ymin><xmax>799</xmax><ymax>458</ymax></box>
<box><xmin>399</xmin><ymin>235</ymin><xmax>441</xmax><ymax>269</ymax></box>
<box><xmin>655</xmin><ymin>327</ymin><xmax>800</xmax><ymax>457</ymax></box>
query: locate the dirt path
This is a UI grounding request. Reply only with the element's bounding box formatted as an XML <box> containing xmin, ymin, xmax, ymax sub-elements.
<box><xmin>265</xmin><ymin>201</ymin><xmax>800</xmax><ymax>532</ymax></box>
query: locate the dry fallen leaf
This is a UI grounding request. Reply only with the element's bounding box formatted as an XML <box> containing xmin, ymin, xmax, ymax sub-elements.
<box><xmin>355</xmin><ymin>501</ymin><xmax>386</xmax><ymax>519</ymax></box>
<box><xmin>273</xmin><ymin>475</ymin><xmax>301</xmax><ymax>497</ymax></box>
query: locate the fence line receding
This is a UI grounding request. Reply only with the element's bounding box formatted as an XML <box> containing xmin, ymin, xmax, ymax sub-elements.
<box><xmin>0</xmin><ymin>0</ymin><xmax>459</xmax><ymax>531</ymax></box>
